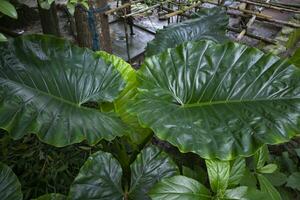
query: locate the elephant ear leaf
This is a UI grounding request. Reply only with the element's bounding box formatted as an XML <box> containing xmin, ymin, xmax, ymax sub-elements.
<box><xmin>69</xmin><ymin>151</ymin><xmax>124</xmax><ymax>200</ymax></box>
<box><xmin>129</xmin><ymin>145</ymin><xmax>179</xmax><ymax>200</ymax></box>
<box><xmin>0</xmin><ymin>162</ymin><xmax>22</xmax><ymax>200</ymax></box>
<box><xmin>0</xmin><ymin>35</ymin><xmax>130</xmax><ymax>147</ymax></box>
<box><xmin>34</xmin><ymin>193</ymin><xmax>66</xmax><ymax>200</ymax></box>
<box><xmin>149</xmin><ymin>175</ymin><xmax>211</xmax><ymax>200</ymax></box>
<box><xmin>130</xmin><ymin>40</ymin><xmax>300</xmax><ymax>160</ymax></box>
<box><xmin>145</xmin><ymin>7</ymin><xmax>228</xmax><ymax>57</ymax></box>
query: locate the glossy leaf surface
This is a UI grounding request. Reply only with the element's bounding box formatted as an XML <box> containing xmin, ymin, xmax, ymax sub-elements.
<box><xmin>0</xmin><ymin>35</ymin><xmax>129</xmax><ymax>146</ymax></box>
<box><xmin>228</xmin><ymin>157</ymin><xmax>246</xmax><ymax>187</ymax></box>
<box><xmin>129</xmin><ymin>146</ymin><xmax>178</xmax><ymax>199</ymax></box>
<box><xmin>145</xmin><ymin>7</ymin><xmax>228</xmax><ymax>56</ymax></box>
<box><xmin>149</xmin><ymin>175</ymin><xmax>211</xmax><ymax>200</ymax></box>
<box><xmin>206</xmin><ymin>159</ymin><xmax>230</xmax><ymax>193</ymax></box>
<box><xmin>131</xmin><ymin>40</ymin><xmax>300</xmax><ymax>160</ymax></box>
<box><xmin>69</xmin><ymin>151</ymin><xmax>124</xmax><ymax>200</ymax></box>
<box><xmin>257</xmin><ymin>174</ymin><xmax>282</xmax><ymax>200</ymax></box>
<box><xmin>0</xmin><ymin>162</ymin><xmax>22</xmax><ymax>200</ymax></box>
<box><xmin>0</xmin><ymin>0</ymin><xmax>17</xmax><ymax>19</ymax></box>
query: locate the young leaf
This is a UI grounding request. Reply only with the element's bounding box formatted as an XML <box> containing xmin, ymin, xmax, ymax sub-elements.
<box><xmin>128</xmin><ymin>146</ymin><xmax>179</xmax><ymax>199</ymax></box>
<box><xmin>254</xmin><ymin>145</ymin><xmax>269</xmax><ymax>170</ymax></box>
<box><xmin>0</xmin><ymin>33</ymin><xmax>7</xmax><ymax>42</ymax></box>
<box><xmin>205</xmin><ymin>159</ymin><xmax>230</xmax><ymax>193</ymax></box>
<box><xmin>257</xmin><ymin>174</ymin><xmax>282</xmax><ymax>200</ymax></box>
<box><xmin>224</xmin><ymin>186</ymin><xmax>248</xmax><ymax>200</ymax></box>
<box><xmin>228</xmin><ymin>157</ymin><xmax>246</xmax><ymax>187</ymax></box>
<box><xmin>286</xmin><ymin>172</ymin><xmax>300</xmax><ymax>191</ymax></box>
<box><xmin>145</xmin><ymin>7</ymin><xmax>228</xmax><ymax>56</ymax></box>
<box><xmin>264</xmin><ymin>172</ymin><xmax>287</xmax><ymax>187</ymax></box>
<box><xmin>0</xmin><ymin>162</ymin><xmax>23</xmax><ymax>200</ymax></box>
<box><xmin>257</xmin><ymin>164</ymin><xmax>278</xmax><ymax>174</ymax></box>
<box><xmin>131</xmin><ymin>40</ymin><xmax>300</xmax><ymax>160</ymax></box>
<box><xmin>0</xmin><ymin>0</ymin><xmax>17</xmax><ymax>19</ymax></box>
<box><xmin>149</xmin><ymin>175</ymin><xmax>211</xmax><ymax>200</ymax></box>
<box><xmin>34</xmin><ymin>193</ymin><xmax>66</xmax><ymax>200</ymax></box>
<box><xmin>69</xmin><ymin>151</ymin><xmax>124</xmax><ymax>200</ymax></box>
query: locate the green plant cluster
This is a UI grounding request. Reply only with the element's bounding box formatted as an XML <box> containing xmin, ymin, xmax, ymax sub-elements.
<box><xmin>1</xmin><ymin>6</ymin><xmax>300</xmax><ymax>200</ymax></box>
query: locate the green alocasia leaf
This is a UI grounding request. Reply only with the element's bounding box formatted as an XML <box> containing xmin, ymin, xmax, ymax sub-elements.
<box><xmin>0</xmin><ymin>33</ymin><xmax>7</xmax><ymax>42</ymax></box>
<box><xmin>0</xmin><ymin>35</ymin><xmax>130</xmax><ymax>147</ymax></box>
<box><xmin>206</xmin><ymin>159</ymin><xmax>230</xmax><ymax>194</ymax></box>
<box><xmin>0</xmin><ymin>0</ymin><xmax>17</xmax><ymax>18</ymax></box>
<box><xmin>0</xmin><ymin>162</ymin><xmax>22</xmax><ymax>200</ymax></box>
<box><xmin>264</xmin><ymin>172</ymin><xmax>287</xmax><ymax>187</ymax></box>
<box><xmin>69</xmin><ymin>145</ymin><xmax>178</xmax><ymax>200</ymax></box>
<box><xmin>257</xmin><ymin>174</ymin><xmax>282</xmax><ymax>200</ymax></box>
<box><xmin>257</xmin><ymin>164</ymin><xmax>277</xmax><ymax>174</ymax></box>
<box><xmin>224</xmin><ymin>186</ymin><xmax>248</xmax><ymax>200</ymax></box>
<box><xmin>145</xmin><ymin>7</ymin><xmax>228</xmax><ymax>56</ymax></box>
<box><xmin>290</xmin><ymin>47</ymin><xmax>300</xmax><ymax>67</ymax></box>
<box><xmin>149</xmin><ymin>175</ymin><xmax>211</xmax><ymax>200</ymax></box>
<box><xmin>254</xmin><ymin>145</ymin><xmax>269</xmax><ymax>170</ymax></box>
<box><xmin>69</xmin><ymin>151</ymin><xmax>124</xmax><ymax>200</ymax></box>
<box><xmin>228</xmin><ymin>157</ymin><xmax>246</xmax><ymax>187</ymax></box>
<box><xmin>130</xmin><ymin>40</ymin><xmax>300</xmax><ymax>160</ymax></box>
<box><xmin>97</xmin><ymin>51</ymin><xmax>152</xmax><ymax>146</ymax></box>
<box><xmin>286</xmin><ymin>172</ymin><xmax>300</xmax><ymax>191</ymax></box>
<box><xmin>34</xmin><ymin>193</ymin><xmax>66</xmax><ymax>200</ymax></box>
<box><xmin>128</xmin><ymin>146</ymin><xmax>179</xmax><ymax>199</ymax></box>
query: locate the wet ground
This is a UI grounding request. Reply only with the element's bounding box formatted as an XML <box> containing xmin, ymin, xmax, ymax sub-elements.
<box><xmin>1</xmin><ymin>0</ymin><xmax>300</xmax><ymax>62</ymax></box>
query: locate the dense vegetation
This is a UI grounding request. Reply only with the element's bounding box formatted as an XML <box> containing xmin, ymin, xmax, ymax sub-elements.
<box><xmin>1</xmin><ymin>1</ymin><xmax>300</xmax><ymax>200</ymax></box>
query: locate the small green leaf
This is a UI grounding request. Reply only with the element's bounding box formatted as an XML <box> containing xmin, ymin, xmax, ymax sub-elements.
<box><xmin>0</xmin><ymin>162</ymin><xmax>23</xmax><ymax>200</ymax></box>
<box><xmin>0</xmin><ymin>0</ymin><xmax>17</xmax><ymax>19</ymax></box>
<box><xmin>240</xmin><ymin>168</ymin><xmax>257</xmax><ymax>187</ymax></box>
<box><xmin>149</xmin><ymin>175</ymin><xmax>211</xmax><ymax>200</ymax></box>
<box><xmin>286</xmin><ymin>172</ymin><xmax>300</xmax><ymax>191</ymax></box>
<box><xmin>243</xmin><ymin>188</ymin><xmax>269</xmax><ymax>200</ymax></box>
<box><xmin>205</xmin><ymin>159</ymin><xmax>230</xmax><ymax>193</ymax></box>
<box><xmin>34</xmin><ymin>193</ymin><xmax>67</xmax><ymax>200</ymax></box>
<box><xmin>224</xmin><ymin>186</ymin><xmax>248</xmax><ymax>200</ymax></box>
<box><xmin>257</xmin><ymin>164</ymin><xmax>278</xmax><ymax>174</ymax></box>
<box><xmin>69</xmin><ymin>151</ymin><xmax>124</xmax><ymax>200</ymax></box>
<box><xmin>228</xmin><ymin>157</ymin><xmax>246</xmax><ymax>187</ymax></box>
<box><xmin>264</xmin><ymin>172</ymin><xmax>287</xmax><ymax>187</ymax></box>
<box><xmin>257</xmin><ymin>174</ymin><xmax>282</xmax><ymax>200</ymax></box>
<box><xmin>254</xmin><ymin>145</ymin><xmax>269</xmax><ymax>170</ymax></box>
<box><xmin>0</xmin><ymin>33</ymin><xmax>7</xmax><ymax>42</ymax></box>
<box><xmin>129</xmin><ymin>146</ymin><xmax>179</xmax><ymax>199</ymax></box>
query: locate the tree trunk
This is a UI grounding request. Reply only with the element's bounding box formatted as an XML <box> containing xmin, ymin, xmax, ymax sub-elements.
<box><xmin>94</xmin><ymin>0</ymin><xmax>112</xmax><ymax>53</ymax></box>
<box><xmin>74</xmin><ymin>5</ymin><xmax>93</xmax><ymax>48</ymax></box>
<box><xmin>38</xmin><ymin>2</ymin><xmax>60</xmax><ymax>36</ymax></box>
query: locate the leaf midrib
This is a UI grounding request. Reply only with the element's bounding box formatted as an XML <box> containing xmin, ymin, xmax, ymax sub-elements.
<box><xmin>182</xmin><ymin>97</ymin><xmax>300</xmax><ymax>108</ymax></box>
<box><xmin>0</xmin><ymin>77</ymin><xmax>106</xmax><ymax>113</ymax></box>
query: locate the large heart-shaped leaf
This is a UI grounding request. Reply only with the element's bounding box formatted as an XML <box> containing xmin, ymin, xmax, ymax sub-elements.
<box><xmin>131</xmin><ymin>40</ymin><xmax>300</xmax><ymax>160</ymax></box>
<box><xmin>145</xmin><ymin>7</ymin><xmax>228</xmax><ymax>57</ymax></box>
<box><xmin>0</xmin><ymin>162</ymin><xmax>22</xmax><ymax>200</ymax></box>
<box><xmin>69</xmin><ymin>145</ymin><xmax>178</xmax><ymax>200</ymax></box>
<box><xmin>0</xmin><ymin>35</ymin><xmax>130</xmax><ymax>147</ymax></box>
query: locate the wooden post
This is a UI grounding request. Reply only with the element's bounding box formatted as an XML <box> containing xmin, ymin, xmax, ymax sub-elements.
<box><xmin>74</xmin><ymin>5</ymin><xmax>93</xmax><ymax>48</ymax></box>
<box><xmin>94</xmin><ymin>0</ymin><xmax>112</xmax><ymax>53</ymax></box>
<box><xmin>122</xmin><ymin>0</ymin><xmax>134</xmax><ymax>35</ymax></box>
<box><xmin>37</xmin><ymin>1</ymin><xmax>60</xmax><ymax>36</ymax></box>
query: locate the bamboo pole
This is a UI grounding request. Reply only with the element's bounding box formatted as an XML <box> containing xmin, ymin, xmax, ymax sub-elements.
<box><xmin>105</xmin><ymin>0</ymin><xmax>143</xmax><ymax>15</ymax></box>
<box><xmin>201</xmin><ymin>0</ymin><xmax>300</xmax><ymax>28</ymax></box>
<box><xmin>159</xmin><ymin>1</ymin><xmax>203</xmax><ymax>19</ymax></box>
<box><xmin>249</xmin><ymin>0</ymin><xmax>300</xmax><ymax>10</ymax></box>
<box><xmin>122</xmin><ymin>3</ymin><xmax>161</xmax><ymax>17</ymax></box>
<box><xmin>227</xmin><ymin>26</ymin><xmax>277</xmax><ymax>44</ymax></box>
<box><xmin>236</xmin><ymin>0</ymin><xmax>300</xmax><ymax>14</ymax></box>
